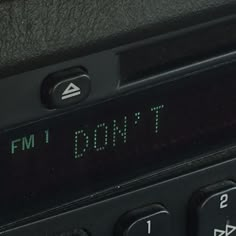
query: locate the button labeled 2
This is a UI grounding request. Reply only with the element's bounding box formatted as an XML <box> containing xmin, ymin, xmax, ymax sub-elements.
<box><xmin>189</xmin><ymin>181</ymin><xmax>236</xmax><ymax>236</ymax></box>
<box><xmin>115</xmin><ymin>204</ymin><xmax>171</xmax><ymax>236</ymax></box>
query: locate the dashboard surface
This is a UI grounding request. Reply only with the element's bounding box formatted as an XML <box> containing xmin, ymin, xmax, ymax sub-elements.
<box><xmin>0</xmin><ymin>0</ymin><xmax>235</xmax><ymax>78</ymax></box>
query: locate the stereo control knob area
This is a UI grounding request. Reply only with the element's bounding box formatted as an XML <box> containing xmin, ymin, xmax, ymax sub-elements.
<box><xmin>41</xmin><ymin>67</ymin><xmax>91</xmax><ymax>109</ymax></box>
<box><xmin>189</xmin><ymin>181</ymin><xmax>236</xmax><ymax>236</ymax></box>
<box><xmin>115</xmin><ymin>204</ymin><xmax>171</xmax><ymax>236</ymax></box>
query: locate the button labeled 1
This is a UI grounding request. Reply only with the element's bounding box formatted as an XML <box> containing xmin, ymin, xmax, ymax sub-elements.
<box><xmin>189</xmin><ymin>181</ymin><xmax>236</xmax><ymax>236</ymax></box>
<box><xmin>115</xmin><ymin>204</ymin><xmax>171</xmax><ymax>236</ymax></box>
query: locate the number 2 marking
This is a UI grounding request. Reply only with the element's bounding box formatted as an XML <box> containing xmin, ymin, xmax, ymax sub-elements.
<box><xmin>147</xmin><ymin>220</ymin><xmax>151</xmax><ymax>234</ymax></box>
<box><xmin>220</xmin><ymin>194</ymin><xmax>228</xmax><ymax>209</ymax></box>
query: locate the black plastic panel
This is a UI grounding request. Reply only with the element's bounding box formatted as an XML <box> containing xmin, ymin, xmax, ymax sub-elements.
<box><xmin>119</xmin><ymin>18</ymin><xmax>236</xmax><ymax>84</ymax></box>
<box><xmin>0</xmin><ymin>0</ymin><xmax>235</xmax><ymax>79</ymax></box>
<box><xmin>0</xmin><ymin>2</ymin><xmax>236</xmax><ymax>234</ymax></box>
<box><xmin>0</xmin><ymin>17</ymin><xmax>236</xmax><ymax>130</ymax></box>
<box><xmin>2</xmin><ymin>153</ymin><xmax>236</xmax><ymax>236</ymax></box>
<box><xmin>1</xmin><ymin>58</ymin><xmax>236</xmax><ymax>225</ymax></box>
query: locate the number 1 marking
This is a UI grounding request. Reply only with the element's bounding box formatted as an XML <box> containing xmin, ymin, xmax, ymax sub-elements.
<box><xmin>147</xmin><ymin>220</ymin><xmax>151</xmax><ymax>234</ymax></box>
<box><xmin>45</xmin><ymin>130</ymin><xmax>49</xmax><ymax>144</ymax></box>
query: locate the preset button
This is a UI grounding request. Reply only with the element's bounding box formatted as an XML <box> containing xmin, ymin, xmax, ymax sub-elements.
<box><xmin>115</xmin><ymin>204</ymin><xmax>171</xmax><ymax>236</ymax></box>
<box><xmin>189</xmin><ymin>181</ymin><xmax>236</xmax><ymax>236</ymax></box>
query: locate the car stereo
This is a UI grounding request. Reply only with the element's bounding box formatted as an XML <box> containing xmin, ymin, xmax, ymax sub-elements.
<box><xmin>1</xmin><ymin>10</ymin><xmax>236</xmax><ymax>236</ymax></box>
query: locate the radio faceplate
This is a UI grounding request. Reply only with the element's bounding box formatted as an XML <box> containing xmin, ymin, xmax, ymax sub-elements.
<box><xmin>1</xmin><ymin>54</ymin><xmax>236</xmax><ymax>227</ymax></box>
<box><xmin>0</xmin><ymin>16</ymin><xmax>236</xmax><ymax>235</ymax></box>
<box><xmin>3</xmin><ymin>155</ymin><xmax>236</xmax><ymax>236</ymax></box>
<box><xmin>0</xmin><ymin>17</ymin><xmax>236</xmax><ymax>130</ymax></box>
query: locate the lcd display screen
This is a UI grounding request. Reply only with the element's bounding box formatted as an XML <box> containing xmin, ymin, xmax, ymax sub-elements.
<box><xmin>1</xmin><ymin>61</ymin><xmax>236</xmax><ymax>223</ymax></box>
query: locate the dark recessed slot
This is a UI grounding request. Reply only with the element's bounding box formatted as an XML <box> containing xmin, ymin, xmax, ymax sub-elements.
<box><xmin>119</xmin><ymin>18</ymin><xmax>236</xmax><ymax>85</ymax></box>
